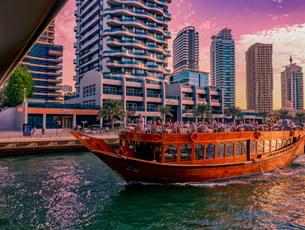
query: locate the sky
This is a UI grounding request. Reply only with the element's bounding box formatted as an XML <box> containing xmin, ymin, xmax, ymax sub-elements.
<box><xmin>55</xmin><ymin>0</ymin><xmax>305</xmax><ymax>109</ymax></box>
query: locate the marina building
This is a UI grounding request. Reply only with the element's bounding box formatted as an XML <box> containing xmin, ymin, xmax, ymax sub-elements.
<box><xmin>170</xmin><ymin>71</ymin><xmax>209</xmax><ymax>88</ymax></box>
<box><xmin>246</xmin><ymin>43</ymin><xmax>273</xmax><ymax>113</ymax></box>
<box><xmin>73</xmin><ymin>0</ymin><xmax>172</xmax><ymax>121</ymax></box>
<box><xmin>281</xmin><ymin>57</ymin><xmax>304</xmax><ymax>110</ymax></box>
<box><xmin>210</xmin><ymin>28</ymin><xmax>235</xmax><ymax>108</ymax></box>
<box><xmin>173</xmin><ymin>26</ymin><xmax>199</xmax><ymax>73</ymax></box>
<box><xmin>20</xmin><ymin>21</ymin><xmax>64</xmax><ymax>104</ymax></box>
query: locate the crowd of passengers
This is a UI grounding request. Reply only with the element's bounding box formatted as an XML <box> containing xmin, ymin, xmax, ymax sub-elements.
<box><xmin>126</xmin><ymin>117</ymin><xmax>303</xmax><ymax>134</ymax></box>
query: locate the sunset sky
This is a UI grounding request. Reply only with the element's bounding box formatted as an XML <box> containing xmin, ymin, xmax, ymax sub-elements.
<box><xmin>55</xmin><ymin>0</ymin><xmax>305</xmax><ymax>109</ymax></box>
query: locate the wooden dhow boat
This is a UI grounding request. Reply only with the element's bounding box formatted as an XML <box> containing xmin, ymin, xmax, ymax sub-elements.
<box><xmin>72</xmin><ymin>129</ymin><xmax>305</xmax><ymax>183</ymax></box>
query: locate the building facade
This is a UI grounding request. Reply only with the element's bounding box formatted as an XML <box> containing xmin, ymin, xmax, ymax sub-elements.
<box><xmin>173</xmin><ymin>26</ymin><xmax>199</xmax><ymax>73</ymax></box>
<box><xmin>210</xmin><ymin>28</ymin><xmax>235</xmax><ymax>108</ymax></box>
<box><xmin>20</xmin><ymin>21</ymin><xmax>64</xmax><ymax>103</ymax></box>
<box><xmin>281</xmin><ymin>57</ymin><xmax>304</xmax><ymax>110</ymax></box>
<box><xmin>246</xmin><ymin>43</ymin><xmax>273</xmax><ymax>113</ymax></box>
<box><xmin>170</xmin><ymin>71</ymin><xmax>209</xmax><ymax>88</ymax></box>
<box><xmin>74</xmin><ymin>0</ymin><xmax>173</xmax><ymax>121</ymax></box>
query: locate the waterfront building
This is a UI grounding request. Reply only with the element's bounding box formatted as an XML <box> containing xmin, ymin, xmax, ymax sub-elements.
<box><xmin>166</xmin><ymin>83</ymin><xmax>224</xmax><ymax>121</ymax></box>
<box><xmin>246</xmin><ymin>43</ymin><xmax>273</xmax><ymax>113</ymax></box>
<box><xmin>210</xmin><ymin>28</ymin><xmax>235</xmax><ymax>108</ymax></box>
<box><xmin>173</xmin><ymin>26</ymin><xmax>199</xmax><ymax>73</ymax></box>
<box><xmin>74</xmin><ymin>0</ymin><xmax>172</xmax><ymax>121</ymax></box>
<box><xmin>20</xmin><ymin>21</ymin><xmax>64</xmax><ymax>103</ymax></box>
<box><xmin>170</xmin><ymin>70</ymin><xmax>209</xmax><ymax>88</ymax></box>
<box><xmin>281</xmin><ymin>56</ymin><xmax>304</xmax><ymax>110</ymax></box>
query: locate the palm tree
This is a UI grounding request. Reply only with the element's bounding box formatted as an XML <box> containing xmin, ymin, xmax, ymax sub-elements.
<box><xmin>295</xmin><ymin>112</ymin><xmax>305</xmax><ymax>124</ymax></box>
<box><xmin>194</xmin><ymin>104</ymin><xmax>211</xmax><ymax>123</ymax></box>
<box><xmin>225</xmin><ymin>106</ymin><xmax>242</xmax><ymax>124</ymax></box>
<box><xmin>97</xmin><ymin>99</ymin><xmax>125</xmax><ymax>129</ymax></box>
<box><xmin>258</xmin><ymin>111</ymin><xmax>269</xmax><ymax>123</ymax></box>
<box><xmin>158</xmin><ymin>105</ymin><xmax>172</xmax><ymax>126</ymax></box>
<box><xmin>277</xmin><ymin>109</ymin><xmax>292</xmax><ymax>120</ymax></box>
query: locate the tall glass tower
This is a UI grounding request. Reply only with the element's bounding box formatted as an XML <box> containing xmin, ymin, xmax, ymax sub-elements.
<box><xmin>173</xmin><ymin>26</ymin><xmax>199</xmax><ymax>73</ymax></box>
<box><xmin>210</xmin><ymin>28</ymin><xmax>235</xmax><ymax>108</ymax></box>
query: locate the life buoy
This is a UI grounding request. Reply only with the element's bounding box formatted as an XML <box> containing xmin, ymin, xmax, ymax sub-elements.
<box><xmin>254</xmin><ymin>131</ymin><xmax>260</xmax><ymax>139</ymax></box>
<box><xmin>191</xmin><ymin>132</ymin><xmax>199</xmax><ymax>142</ymax></box>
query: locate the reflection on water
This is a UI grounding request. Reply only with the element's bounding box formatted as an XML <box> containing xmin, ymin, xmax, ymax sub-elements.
<box><xmin>0</xmin><ymin>152</ymin><xmax>304</xmax><ymax>229</ymax></box>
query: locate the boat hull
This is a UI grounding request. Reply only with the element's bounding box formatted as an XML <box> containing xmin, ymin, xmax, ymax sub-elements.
<box><xmin>92</xmin><ymin>146</ymin><xmax>300</xmax><ymax>183</ymax></box>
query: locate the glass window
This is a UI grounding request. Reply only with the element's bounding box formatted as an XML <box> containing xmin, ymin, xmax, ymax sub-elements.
<box><xmin>271</xmin><ymin>140</ymin><xmax>277</xmax><ymax>152</ymax></box>
<box><xmin>195</xmin><ymin>144</ymin><xmax>204</xmax><ymax>160</ymax></box>
<box><xmin>264</xmin><ymin>140</ymin><xmax>270</xmax><ymax>153</ymax></box>
<box><xmin>180</xmin><ymin>144</ymin><xmax>192</xmax><ymax>161</ymax></box>
<box><xmin>217</xmin><ymin>143</ymin><xmax>225</xmax><ymax>158</ymax></box>
<box><xmin>250</xmin><ymin>140</ymin><xmax>256</xmax><ymax>154</ymax></box>
<box><xmin>206</xmin><ymin>144</ymin><xmax>215</xmax><ymax>159</ymax></box>
<box><xmin>226</xmin><ymin>142</ymin><xmax>234</xmax><ymax>157</ymax></box>
<box><xmin>277</xmin><ymin>139</ymin><xmax>282</xmax><ymax>149</ymax></box>
<box><xmin>235</xmin><ymin>142</ymin><xmax>242</xmax><ymax>155</ymax></box>
<box><xmin>165</xmin><ymin>145</ymin><xmax>177</xmax><ymax>162</ymax></box>
<box><xmin>258</xmin><ymin>141</ymin><xmax>264</xmax><ymax>153</ymax></box>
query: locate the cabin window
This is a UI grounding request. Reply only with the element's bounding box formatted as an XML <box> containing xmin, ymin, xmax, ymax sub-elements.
<box><xmin>258</xmin><ymin>140</ymin><xmax>264</xmax><ymax>153</ymax></box>
<box><xmin>180</xmin><ymin>144</ymin><xmax>192</xmax><ymax>161</ymax></box>
<box><xmin>264</xmin><ymin>140</ymin><xmax>270</xmax><ymax>153</ymax></box>
<box><xmin>250</xmin><ymin>140</ymin><xmax>256</xmax><ymax>154</ymax></box>
<box><xmin>165</xmin><ymin>145</ymin><xmax>177</xmax><ymax>162</ymax></box>
<box><xmin>195</xmin><ymin>144</ymin><xmax>204</xmax><ymax>160</ymax></box>
<box><xmin>241</xmin><ymin>141</ymin><xmax>247</xmax><ymax>154</ymax></box>
<box><xmin>282</xmin><ymin>139</ymin><xmax>287</xmax><ymax>148</ymax></box>
<box><xmin>277</xmin><ymin>139</ymin><xmax>282</xmax><ymax>149</ymax></box>
<box><xmin>217</xmin><ymin>143</ymin><xmax>225</xmax><ymax>158</ymax></box>
<box><xmin>271</xmin><ymin>140</ymin><xmax>277</xmax><ymax>152</ymax></box>
<box><xmin>235</xmin><ymin>142</ymin><xmax>242</xmax><ymax>155</ymax></box>
<box><xmin>206</xmin><ymin>144</ymin><xmax>215</xmax><ymax>159</ymax></box>
<box><xmin>226</xmin><ymin>142</ymin><xmax>234</xmax><ymax>157</ymax></box>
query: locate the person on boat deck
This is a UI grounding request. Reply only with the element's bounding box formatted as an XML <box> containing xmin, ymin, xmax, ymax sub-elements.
<box><xmin>138</xmin><ymin>114</ymin><xmax>145</xmax><ymax>132</ymax></box>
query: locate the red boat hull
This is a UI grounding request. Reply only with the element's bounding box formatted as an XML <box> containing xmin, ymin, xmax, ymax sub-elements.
<box><xmin>92</xmin><ymin>145</ymin><xmax>300</xmax><ymax>183</ymax></box>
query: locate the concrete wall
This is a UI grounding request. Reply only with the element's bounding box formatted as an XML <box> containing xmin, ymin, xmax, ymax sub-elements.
<box><xmin>0</xmin><ymin>107</ymin><xmax>19</xmax><ymax>130</ymax></box>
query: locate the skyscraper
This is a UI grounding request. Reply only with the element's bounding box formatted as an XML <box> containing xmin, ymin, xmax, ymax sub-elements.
<box><xmin>173</xmin><ymin>26</ymin><xmax>199</xmax><ymax>73</ymax></box>
<box><xmin>281</xmin><ymin>56</ymin><xmax>304</xmax><ymax>110</ymax></box>
<box><xmin>246</xmin><ymin>43</ymin><xmax>273</xmax><ymax>113</ymax></box>
<box><xmin>74</xmin><ymin>0</ymin><xmax>172</xmax><ymax>121</ymax></box>
<box><xmin>210</xmin><ymin>28</ymin><xmax>235</xmax><ymax>108</ymax></box>
<box><xmin>20</xmin><ymin>21</ymin><xmax>63</xmax><ymax>103</ymax></box>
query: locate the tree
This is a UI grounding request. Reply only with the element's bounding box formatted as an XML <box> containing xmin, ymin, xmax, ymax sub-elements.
<box><xmin>258</xmin><ymin>111</ymin><xmax>269</xmax><ymax>123</ymax></box>
<box><xmin>158</xmin><ymin>105</ymin><xmax>172</xmax><ymax>125</ymax></box>
<box><xmin>194</xmin><ymin>104</ymin><xmax>211</xmax><ymax>123</ymax></box>
<box><xmin>4</xmin><ymin>66</ymin><xmax>33</xmax><ymax>107</ymax></box>
<box><xmin>0</xmin><ymin>89</ymin><xmax>6</xmax><ymax>110</ymax></box>
<box><xmin>295</xmin><ymin>112</ymin><xmax>305</xmax><ymax>124</ymax></box>
<box><xmin>277</xmin><ymin>109</ymin><xmax>292</xmax><ymax>120</ymax></box>
<box><xmin>97</xmin><ymin>99</ymin><xmax>125</xmax><ymax>129</ymax></box>
<box><xmin>225</xmin><ymin>106</ymin><xmax>242</xmax><ymax>123</ymax></box>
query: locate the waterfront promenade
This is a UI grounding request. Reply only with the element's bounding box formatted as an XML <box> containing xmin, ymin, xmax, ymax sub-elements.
<box><xmin>0</xmin><ymin>129</ymin><xmax>119</xmax><ymax>155</ymax></box>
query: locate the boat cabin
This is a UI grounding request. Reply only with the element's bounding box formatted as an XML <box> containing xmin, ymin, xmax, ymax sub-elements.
<box><xmin>119</xmin><ymin>131</ymin><xmax>300</xmax><ymax>164</ymax></box>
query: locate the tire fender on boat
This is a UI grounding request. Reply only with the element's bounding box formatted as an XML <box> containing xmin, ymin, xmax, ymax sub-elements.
<box><xmin>191</xmin><ymin>132</ymin><xmax>199</xmax><ymax>142</ymax></box>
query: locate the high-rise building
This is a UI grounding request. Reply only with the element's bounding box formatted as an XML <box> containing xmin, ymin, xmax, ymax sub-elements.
<box><xmin>281</xmin><ymin>56</ymin><xmax>304</xmax><ymax>110</ymax></box>
<box><xmin>20</xmin><ymin>21</ymin><xmax>63</xmax><ymax>103</ymax></box>
<box><xmin>74</xmin><ymin>0</ymin><xmax>173</xmax><ymax>121</ymax></box>
<box><xmin>246</xmin><ymin>43</ymin><xmax>273</xmax><ymax>113</ymax></box>
<box><xmin>210</xmin><ymin>28</ymin><xmax>235</xmax><ymax>108</ymax></box>
<box><xmin>173</xmin><ymin>26</ymin><xmax>199</xmax><ymax>73</ymax></box>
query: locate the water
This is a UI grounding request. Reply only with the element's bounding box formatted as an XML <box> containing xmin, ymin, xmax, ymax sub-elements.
<box><xmin>0</xmin><ymin>152</ymin><xmax>304</xmax><ymax>229</ymax></box>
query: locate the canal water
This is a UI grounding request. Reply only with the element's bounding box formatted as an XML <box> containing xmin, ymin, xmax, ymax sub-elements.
<box><xmin>0</xmin><ymin>152</ymin><xmax>304</xmax><ymax>229</ymax></box>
